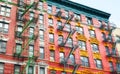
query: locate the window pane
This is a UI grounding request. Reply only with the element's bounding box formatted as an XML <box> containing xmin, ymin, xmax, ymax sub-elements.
<box><xmin>39</xmin><ymin>30</ymin><xmax>44</xmax><ymax>40</ymax></box>
<box><xmin>0</xmin><ymin>41</ymin><xmax>6</xmax><ymax>53</ymax></box>
<box><xmin>48</xmin><ymin>19</ymin><xmax>53</xmax><ymax>26</ymax></box>
<box><xmin>40</xmin><ymin>47</ymin><xmax>44</xmax><ymax>59</ymax></box>
<box><xmin>28</xmin><ymin>66</ymin><xmax>33</xmax><ymax>74</ymax></box>
<box><xmin>49</xmin><ymin>33</ymin><xmax>54</xmax><ymax>43</ymax></box>
<box><xmin>60</xmin><ymin>52</ymin><xmax>64</xmax><ymax>62</ymax></box>
<box><xmin>0</xmin><ymin>63</ymin><xmax>4</xmax><ymax>74</ymax></box>
<box><xmin>40</xmin><ymin>67</ymin><xmax>45</xmax><ymax>74</ymax></box>
<box><xmin>69</xmin><ymin>54</ymin><xmax>75</xmax><ymax>64</ymax></box>
<box><xmin>16</xmin><ymin>44</ymin><xmax>22</xmax><ymax>54</ymax></box>
<box><xmin>64</xmin><ymin>23</ymin><xmax>70</xmax><ymax>32</ymax></box>
<box><xmin>50</xmin><ymin>50</ymin><xmax>55</xmax><ymax>61</ymax></box>
<box><xmin>29</xmin><ymin>46</ymin><xmax>34</xmax><ymax>57</ymax></box>
<box><xmin>14</xmin><ymin>65</ymin><xmax>20</xmax><ymax>74</ymax></box>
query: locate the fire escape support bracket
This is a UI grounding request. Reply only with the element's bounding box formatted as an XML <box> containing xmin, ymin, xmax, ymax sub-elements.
<box><xmin>72</xmin><ymin>64</ymin><xmax>80</xmax><ymax>74</ymax></box>
<box><xmin>21</xmin><ymin>2</ymin><xmax>36</xmax><ymax>17</ymax></box>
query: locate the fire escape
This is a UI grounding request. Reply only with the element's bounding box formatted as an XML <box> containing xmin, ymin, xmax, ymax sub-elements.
<box><xmin>56</xmin><ymin>11</ymin><xmax>80</xmax><ymax>74</ymax></box>
<box><xmin>0</xmin><ymin>0</ymin><xmax>41</xmax><ymax>73</ymax></box>
<box><xmin>15</xmin><ymin>1</ymin><xmax>39</xmax><ymax>74</ymax></box>
<box><xmin>100</xmin><ymin>23</ymin><xmax>120</xmax><ymax>74</ymax></box>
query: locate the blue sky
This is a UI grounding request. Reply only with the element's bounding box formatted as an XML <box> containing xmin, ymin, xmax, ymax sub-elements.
<box><xmin>70</xmin><ymin>0</ymin><xmax>120</xmax><ymax>27</ymax></box>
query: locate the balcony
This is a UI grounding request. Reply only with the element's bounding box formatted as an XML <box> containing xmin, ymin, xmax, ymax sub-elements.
<box><xmin>58</xmin><ymin>39</ymin><xmax>73</xmax><ymax>48</ymax></box>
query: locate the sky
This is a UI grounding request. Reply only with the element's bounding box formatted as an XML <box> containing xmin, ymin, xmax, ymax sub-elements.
<box><xmin>70</xmin><ymin>0</ymin><xmax>120</xmax><ymax>28</ymax></box>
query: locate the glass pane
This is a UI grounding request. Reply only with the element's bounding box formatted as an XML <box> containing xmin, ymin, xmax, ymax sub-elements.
<box><xmin>0</xmin><ymin>23</ymin><xmax>2</xmax><ymax>27</ymax></box>
<box><xmin>40</xmin><ymin>67</ymin><xmax>45</xmax><ymax>74</ymax></box>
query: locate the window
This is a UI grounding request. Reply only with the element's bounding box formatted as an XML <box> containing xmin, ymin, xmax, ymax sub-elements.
<box><xmin>50</xmin><ymin>50</ymin><xmax>55</xmax><ymax>61</ymax></box>
<box><xmin>29</xmin><ymin>12</ymin><xmax>34</xmax><ymax>20</ymax></box>
<box><xmin>48</xmin><ymin>18</ymin><xmax>53</xmax><ymax>26</ymax></box>
<box><xmin>40</xmin><ymin>47</ymin><xmax>44</xmax><ymax>59</ymax></box>
<box><xmin>76</xmin><ymin>26</ymin><xmax>84</xmax><ymax>34</ymax></box>
<box><xmin>57</xmin><ymin>21</ymin><xmax>62</xmax><ymax>26</ymax></box>
<box><xmin>64</xmin><ymin>23</ymin><xmax>71</xmax><ymax>32</ymax></box>
<box><xmin>61</xmin><ymin>71</ymin><xmax>66</xmax><ymax>74</ymax></box>
<box><xmin>81</xmin><ymin>56</ymin><xmax>89</xmax><ymax>67</ymax></box>
<box><xmin>18</xmin><ymin>0</ymin><xmax>24</xmax><ymax>6</ymax></box>
<box><xmin>0</xmin><ymin>5</ymin><xmax>11</xmax><ymax>17</ymax></box>
<box><xmin>29</xmin><ymin>27</ymin><xmax>34</xmax><ymax>38</ymax></box>
<box><xmin>0</xmin><ymin>41</ymin><xmax>7</xmax><ymax>53</ymax></box>
<box><xmin>39</xmin><ymin>30</ymin><xmax>44</xmax><ymax>40</ymax></box>
<box><xmin>17</xmin><ymin>10</ymin><xmax>23</xmax><ymax>21</ymax></box>
<box><xmin>56</xmin><ymin>7</ymin><xmax>60</xmax><ymax>13</ymax></box>
<box><xmin>49</xmin><ymin>33</ymin><xmax>54</xmax><ymax>43</ymax></box>
<box><xmin>29</xmin><ymin>46</ymin><xmax>34</xmax><ymax>57</ymax></box>
<box><xmin>0</xmin><ymin>63</ymin><xmax>4</xmax><ymax>74</ymax></box>
<box><xmin>101</xmin><ymin>33</ymin><xmax>106</xmax><ymax>40</ymax></box>
<box><xmin>40</xmin><ymin>67</ymin><xmax>45</xmax><ymax>74</ymax></box>
<box><xmin>38</xmin><ymin>1</ymin><xmax>43</xmax><ymax>9</ymax></box>
<box><xmin>116</xmin><ymin>63</ymin><xmax>120</xmax><ymax>72</ymax></box>
<box><xmin>69</xmin><ymin>54</ymin><xmax>75</xmax><ymax>64</ymax></box>
<box><xmin>64</xmin><ymin>10</ymin><xmax>69</xmax><ymax>18</ymax></box>
<box><xmin>16</xmin><ymin>44</ymin><xmax>22</xmax><ymax>54</ymax></box>
<box><xmin>39</xmin><ymin>14</ymin><xmax>43</xmax><ymax>24</ymax></box>
<box><xmin>109</xmin><ymin>62</ymin><xmax>114</xmax><ymax>71</ymax></box>
<box><xmin>87</xmin><ymin>17</ymin><xmax>92</xmax><ymax>25</ymax></box>
<box><xmin>48</xmin><ymin>5</ymin><xmax>52</xmax><ymax>14</ymax></box>
<box><xmin>94</xmin><ymin>59</ymin><xmax>103</xmax><ymax>69</ymax></box>
<box><xmin>58</xmin><ymin>35</ymin><xmax>63</xmax><ymax>45</ymax></box>
<box><xmin>78</xmin><ymin>40</ymin><xmax>86</xmax><ymax>50</ymax></box>
<box><xmin>0</xmin><ymin>21</ymin><xmax>9</xmax><ymax>33</ymax></box>
<box><xmin>60</xmin><ymin>52</ymin><xmax>64</xmax><ymax>63</ymax></box>
<box><xmin>17</xmin><ymin>26</ymin><xmax>22</xmax><ymax>32</ymax></box>
<box><xmin>105</xmin><ymin>46</ymin><xmax>110</xmax><ymax>55</ymax></box>
<box><xmin>74</xmin><ymin>13</ymin><xmax>81</xmax><ymax>21</ymax></box>
<box><xmin>91</xmin><ymin>44</ymin><xmax>99</xmax><ymax>53</ymax></box>
<box><xmin>28</xmin><ymin>66</ymin><xmax>34</xmax><ymax>74</ymax></box>
<box><xmin>14</xmin><ymin>65</ymin><xmax>21</xmax><ymax>74</ymax></box>
<box><xmin>111</xmin><ymin>48</ymin><xmax>116</xmax><ymax>55</ymax></box>
<box><xmin>98</xmin><ymin>21</ymin><xmax>102</xmax><ymax>26</ymax></box>
<box><xmin>50</xmin><ymin>70</ymin><xmax>56</xmax><ymax>74</ymax></box>
<box><xmin>89</xmin><ymin>30</ymin><xmax>96</xmax><ymax>38</ymax></box>
<box><xmin>66</xmin><ymin>38</ymin><xmax>73</xmax><ymax>47</ymax></box>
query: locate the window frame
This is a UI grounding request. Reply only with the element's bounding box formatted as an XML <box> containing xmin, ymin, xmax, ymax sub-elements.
<box><xmin>0</xmin><ymin>21</ymin><xmax>9</xmax><ymax>33</ymax></box>
<box><xmin>48</xmin><ymin>18</ymin><xmax>53</xmax><ymax>26</ymax></box>
<box><xmin>94</xmin><ymin>59</ymin><xmax>103</xmax><ymax>69</ymax></box>
<box><xmin>59</xmin><ymin>52</ymin><xmax>65</xmax><ymax>63</ymax></box>
<box><xmin>69</xmin><ymin>54</ymin><xmax>75</xmax><ymax>64</ymax></box>
<box><xmin>75</xmin><ymin>26</ymin><xmax>84</xmax><ymax>34</ymax></box>
<box><xmin>28</xmin><ymin>66</ymin><xmax>34</xmax><ymax>74</ymax></box>
<box><xmin>0</xmin><ymin>5</ymin><xmax>11</xmax><ymax>17</ymax></box>
<box><xmin>80</xmin><ymin>56</ymin><xmax>89</xmax><ymax>67</ymax></box>
<box><xmin>50</xmin><ymin>50</ymin><xmax>55</xmax><ymax>61</ymax></box>
<box><xmin>0</xmin><ymin>63</ymin><xmax>4</xmax><ymax>74</ymax></box>
<box><xmin>89</xmin><ymin>30</ymin><xmax>96</xmax><ymax>38</ymax></box>
<box><xmin>47</xmin><ymin>5</ymin><xmax>52</xmax><ymax>14</ymax></box>
<box><xmin>109</xmin><ymin>61</ymin><xmax>114</xmax><ymax>71</ymax></box>
<box><xmin>78</xmin><ymin>40</ymin><xmax>86</xmax><ymax>50</ymax></box>
<box><xmin>29</xmin><ymin>45</ymin><xmax>34</xmax><ymax>57</ymax></box>
<box><xmin>87</xmin><ymin>17</ymin><xmax>92</xmax><ymax>25</ymax></box>
<box><xmin>39</xmin><ymin>47</ymin><xmax>44</xmax><ymax>59</ymax></box>
<box><xmin>14</xmin><ymin>65</ymin><xmax>21</xmax><ymax>74</ymax></box>
<box><xmin>0</xmin><ymin>40</ymin><xmax>7</xmax><ymax>53</ymax></box>
<box><xmin>49</xmin><ymin>33</ymin><xmax>54</xmax><ymax>43</ymax></box>
<box><xmin>91</xmin><ymin>44</ymin><xmax>99</xmax><ymax>53</ymax></box>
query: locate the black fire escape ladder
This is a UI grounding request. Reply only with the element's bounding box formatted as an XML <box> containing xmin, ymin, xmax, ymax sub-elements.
<box><xmin>64</xmin><ymin>29</ymin><xmax>76</xmax><ymax>45</ymax></box>
<box><xmin>72</xmin><ymin>64</ymin><xmax>80</xmax><ymax>74</ymax></box>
